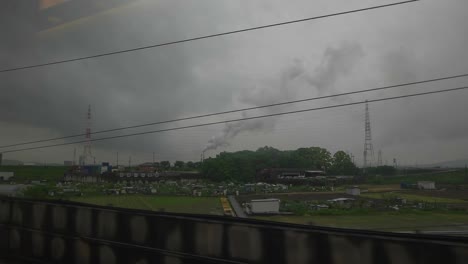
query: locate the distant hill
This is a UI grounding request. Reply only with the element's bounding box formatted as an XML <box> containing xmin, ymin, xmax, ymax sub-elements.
<box><xmin>421</xmin><ymin>159</ymin><xmax>468</xmax><ymax>168</ymax></box>
<box><xmin>0</xmin><ymin>159</ymin><xmax>23</xmax><ymax>166</ymax></box>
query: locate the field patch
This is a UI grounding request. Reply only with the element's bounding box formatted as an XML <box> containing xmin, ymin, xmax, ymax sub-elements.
<box><xmin>256</xmin><ymin>211</ymin><xmax>468</xmax><ymax>231</ymax></box>
<box><xmin>361</xmin><ymin>192</ymin><xmax>467</xmax><ymax>204</ymax></box>
<box><xmin>71</xmin><ymin>195</ymin><xmax>223</xmax><ymax>215</ymax></box>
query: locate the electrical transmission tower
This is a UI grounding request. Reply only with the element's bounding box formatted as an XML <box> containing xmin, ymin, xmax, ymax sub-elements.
<box><xmin>377</xmin><ymin>150</ymin><xmax>382</xmax><ymax>167</ymax></box>
<box><xmin>363</xmin><ymin>101</ymin><xmax>374</xmax><ymax>170</ymax></box>
<box><xmin>79</xmin><ymin>105</ymin><xmax>93</xmax><ymax>165</ymax></box>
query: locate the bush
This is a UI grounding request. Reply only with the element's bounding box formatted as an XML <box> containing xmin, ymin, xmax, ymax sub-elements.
<box><xmin>22</xmin><ymin>185</ymin><xmax>51</xmax><ymax>199</ymax></box>
<box><xmin>282</xmin><ymin>201</ymin><xmax>309</xmax><ymax>215</ymax></box>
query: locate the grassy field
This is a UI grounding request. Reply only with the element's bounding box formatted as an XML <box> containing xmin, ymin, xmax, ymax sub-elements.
<box><xmin>361</xmin><ymin>192</ymin><xmax>467</xmax><ymax>203</ymax></box>
<box><xmin>71</xmin><ymin>195</ymin><xmax>223</xmax><ymax>215</ymax></box>
<box><xmin>367</xmin><ymin>171</ymin><xmax>468</xmax><ymax>185</ymax></box>
<box><xmin>0</xmin><ymin>166</ymin><xmax>66</xmax><ymax>182</ymax></box>
<box><xmin>256</xmin><ymin>211</ymin><xmax>468</xmax><ymax>231</ymax></box>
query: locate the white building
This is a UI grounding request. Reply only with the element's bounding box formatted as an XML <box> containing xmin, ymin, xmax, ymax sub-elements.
<box><xmin>346</xmin><ymin>186</ymin><xmax>361</xmax><ymax>196</ymax></box>
<box><xmin>417</xmin><ymin>181</ymin><xmax>435</xmax><ymax>190</ymax></box>
<box><xmin>250</xmin><ymin>198</ymin><xmax>280</xmax><ymax>214</ymax></box>
<box><xmin>0</xmin><ymin>172</ymin><xmax>14</xmax><ymax>181</ymax></box>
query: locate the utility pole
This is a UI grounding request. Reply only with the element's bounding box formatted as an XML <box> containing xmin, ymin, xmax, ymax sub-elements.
<box><xmin>465</xmin><ymin>164</ymin><xmax>467</xmax><ymax>182</ymax></box>
<box><xmin>81</xmin><ymin>104</ymin><xmax>93</xmax><ymax>165</ymax></box>
<box><xmin>363</xmin><ymin>101</ymin><xmax>374</xmax><ymax>172</ymax></box>
<box><xmin>73</xmin><ymin>148</ymin><xmax>76</xmax><ymax>166</ymax></box>
<box><xmin>377</xmin><ymin>150</ymin><xmax>382</xmax><ymax>167</ymax></box>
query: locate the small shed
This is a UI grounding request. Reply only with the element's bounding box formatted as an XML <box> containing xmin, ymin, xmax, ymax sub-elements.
<box><xmin>417</xmin><ymin>181</ymin><xmax>435</xmax><ymax>190</ymax></box>
<box><xmin>250</xmin><ymin>198</ymin><xmax>280</xmax><ymax>214</ymax></box>
<box><xmin>346</xmin><ymin>186</ymin><xmax>361</xmax><ymax>196</ymax></box>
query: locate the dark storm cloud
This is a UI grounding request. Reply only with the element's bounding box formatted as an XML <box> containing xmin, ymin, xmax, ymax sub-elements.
<box><xmin>1</xmin><ymin>0</ymin><xmax>468</xmax><ymax>165</ymax></box>
<box><xmin>0</xmin><ymin>1</ymin><xmax>235</xmax><ymax>155</ymax></box>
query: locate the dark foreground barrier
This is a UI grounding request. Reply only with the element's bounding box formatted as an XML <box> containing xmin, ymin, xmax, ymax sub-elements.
<box><xmin>0</xmin><ymin>196</ymin><xmax>468</xmax><ymax>264</ymax></box>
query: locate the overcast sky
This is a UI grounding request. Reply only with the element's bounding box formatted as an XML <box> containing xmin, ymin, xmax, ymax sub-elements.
<box><xmin>1</xmin><ymin>0</ymin><xmax>468</xmax><ymax>166</ymax></box>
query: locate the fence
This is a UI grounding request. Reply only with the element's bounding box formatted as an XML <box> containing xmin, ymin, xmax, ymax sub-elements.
<box><xmin>0</xmin><ymin>196</ymin><xmax>467</xmax><ymax>263</ymax></box>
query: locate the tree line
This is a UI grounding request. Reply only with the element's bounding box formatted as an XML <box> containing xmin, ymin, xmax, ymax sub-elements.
<box><xmin>200</xmin><ymin>146</ymin><xmax>359</xmax><ymax>182</ymax></box>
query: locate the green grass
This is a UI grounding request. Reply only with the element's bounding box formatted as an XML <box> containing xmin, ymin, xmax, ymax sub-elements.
<box><xmin>361</xmin><ymin>192</ymin><xmax>467</xmax><ymax>203</ymax></box>
<box><xmin>0</xmin><ymin>166</ymin><xmax>66</xmax><ymax>182</ymax></box>
<box><xmin>71</xmin><ymin>195</ymin><xmax>223</xmax><ymax>215</ymax></box>
<box><xmin>256</xmin><ymin>211</ymin><xmax>468</xmax><ymax>231</ymax></box>
<box><xmin>367</xmin><ymin>171</ymin><xmax>468</xmax><ymax>185</ymax></box>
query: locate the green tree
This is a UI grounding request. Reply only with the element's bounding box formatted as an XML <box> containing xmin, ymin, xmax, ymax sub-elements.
<box><xmin>293</xmin><ymin>147</ymin><xmax>332</xmax><ymax>170</ymax></box>
<box><xmin>330</xmin><ymin>151</ymin><xmax>357</xmax><ymax>175</ymax></box>
<box><xmin>160</xmin><ymin>161</ymin><xmax>171</xmax><ymax>170</ymax></box>
<box><xmin>200</xmin><ymin>146</ymin><xmax>336</xmax><ymax>182</ymax></box>
<box><xmin>174</xmin><ymin>161</ymin><xmax>185</xmax><ymax>169</ymax></box>
<box><xmin>193</xmin><ymin>162</ymin><xmax>202</xmax><ymax>169</ymax></box>
<box><xmin>186</xmin><ymin>161</ymin><xmax>195</xmax><ymax>169</ymax></box>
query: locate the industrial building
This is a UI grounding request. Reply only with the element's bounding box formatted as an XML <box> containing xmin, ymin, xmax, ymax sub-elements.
<box><xmin>256</xmin><ymin>168</ymin><xmax>326</xmax><ymax>182</ymax></box>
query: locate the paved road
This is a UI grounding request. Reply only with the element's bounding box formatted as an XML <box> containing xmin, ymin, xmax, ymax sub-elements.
<box><xmin>228</xmin><ymin>195</ymin><xmax>247</xmax><ymax>218</ymax></box>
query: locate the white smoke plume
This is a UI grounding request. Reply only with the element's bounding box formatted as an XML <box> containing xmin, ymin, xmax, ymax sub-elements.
<box><xmin>203</xmin><ymin>42</ymin><xmax>364</xmax><ymax>153</ymax></box>
<box><xmin>307</xmin><ymin>42</ymin><xmax>364</xmax><ymax>93</ymax></box>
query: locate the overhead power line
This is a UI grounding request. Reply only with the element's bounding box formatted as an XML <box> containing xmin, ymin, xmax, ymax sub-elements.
<box><xmin>2</xmin><ymin>85</ymin><xmax>467</xmax><ymax>154</ymax></box>
<box><xmin>0</xmin><ymin>0</ymin><xmax>419</xmax><ymax>74</ymax></box>
<box><xmin>1</xmin><ymin>72</ymin><xmax>467</xmax><ymax>149</ymax></box>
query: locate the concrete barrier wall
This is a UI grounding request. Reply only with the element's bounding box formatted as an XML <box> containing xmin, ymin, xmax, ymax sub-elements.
<box><xmin>0</xmin><ymin>197</ymin><xmax>467</xmax><ymax>264</ymax></box>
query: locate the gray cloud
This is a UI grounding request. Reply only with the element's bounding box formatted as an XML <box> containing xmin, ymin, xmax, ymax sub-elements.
<box><xmin>307</xmin><ymin>42</ymin><xmax>364</xmax><ymax>93</ymax></box>
<box><xmin>1</xmin><ymin>0</ymin><xmax>468</xmax><ymax>166</ymax></box>
<box><xmin>203</xmin><ymin>42</ymin><xmax>363</xmax><ymax>152</ymax></box>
